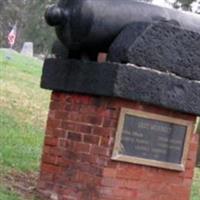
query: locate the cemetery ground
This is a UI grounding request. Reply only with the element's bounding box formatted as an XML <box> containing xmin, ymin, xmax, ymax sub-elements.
<box><xmin>0</xmin><ymin>48</ymin><xmax>199</xmax><ymax>200</ymax></box>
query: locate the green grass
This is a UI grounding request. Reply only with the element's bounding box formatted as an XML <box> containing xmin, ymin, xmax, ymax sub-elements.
<box><xmin>0</xmin><ymin>49</ymin><xmax>50</xmax><ymax>199</ymax></box>
<box><xmin>0</xmin><ymin>49</ymin><xmax>49</xmax><ymax>172</ymax></box>
<box><xmin>191</xmin><ymin>169</ymin><xmax>200</xmax><ymax>200</ymax></box>
<box><xmin>0</xmin><ymin>186</ymin><xmax>22</xmax><ymax>200</ymax></box>
<box><xmin>0</xmin><ymin>110</ymin><xmax>44</xmax><ymax>172</ymax></box>
<box><xmin>0</xmin><ymin>49</ymin><xmax>49</xmax><ymax>129</ymax></box>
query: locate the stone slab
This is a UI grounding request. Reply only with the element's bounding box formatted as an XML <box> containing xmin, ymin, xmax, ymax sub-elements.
<box><xmin>21</xmin><ymin>42</ymin><xmax>33</xmax><ymax>57</ymax></box>
<box><xmin>41</xmin><ymin>58</ymin><xmax>117</xmax><ymax>96</ymax></box>
<box><xmin>108</xmin><ymin>22</ymin><xmax>200</xmax><ymax>81</ymax></box>
<box><xmin>41</xmin><ymin>58</ymin><xmax>200</xmax><ymax>116</ymax></box>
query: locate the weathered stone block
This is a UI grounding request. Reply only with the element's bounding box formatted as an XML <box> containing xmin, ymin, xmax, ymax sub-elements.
<box><xmin>108</xmin><ymin>22</ymin><xmax>200</xmax><ymax>81</ymax></box>
<box><xmin>41</xmin><ymin>59</ymin><xmax>200</xmax><ymax>115</ymax></box>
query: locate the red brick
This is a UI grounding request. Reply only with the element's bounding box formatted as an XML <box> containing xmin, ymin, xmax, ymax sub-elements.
<box><xmin>39</xmin><ymin>92</ymin><xmax>198</xmax><ymax>200</ymax></box>
<box><xmin>57</xmin><ymin>157</ymin><xmax>73</xmax><ymax>167</ymax></box>
<box><xmin>49</xmin><ymin>100</ymin><xmax>65</xmax><ymax>110</ymax></box>
<box><xmin>58</xmin><ymin>138</ymin><xmax>67</xmax><ymax>148</ymax></box>
<box><xmin>99</xmin><ymin>186</ymin><xmax>114</xmax><ymax>196</ymax></box>
<box><xmin>44</xmin><ymin>137</ymin><xmax>58</xmax><ymax>146</ymax></box>
<box><xmin>188</xmin><ymin>148</ymin><xmax>198</xmax><ymax>160</ymax></box>
<box><xmin>183</xmin><ymin>178</ymin><xmax>193</xmax><ymax>187</ymax></box>
<box><xmin>170</xmin><ymin>185</ymin><xmax>190</xmax><ymax>199</ymax></box>
<box><xmin>93</xmin><ymin>127</ymin><xmax>115</xmax><ymax>137</ymax></box>
<box><xmin>65</xmin><ymin>112</ymin><xmax>80</xmax><ymax>122</ymax></box>
<box><xmin>91</xmin><ymin>146</ymin><xmax>110</xmax><ymax>156</ymax></box>
<box><xmin>54</xmin><ymin>111</ymin><xmax>68</xmax><ymax>119</ymax></box>
<box><xmin>54</xmin><ymin>128</ymin><xmax>66</xmax><ymax>138</ymax></box>
<box><xmin>68</xmin><ymin>132</ymin><xmax>82</xmax><ymax>142</ymax></box>
<box><xmin>84</xmin><ymin>134</ymin><xmax>100</xmax><ymax>145</ymax></box>
<box><xmin>46</xmin><ymin>118</ymin><xmax>61</xmax><ymax>129</ymax></box>
<box><xmin>65</xmin><ymin>103</ymin><xmax>80</xmax><ymax>112</ymax></box>
<box><xmin>95</xmin><ymin>156</ymin><xmax>109</xmax><ymax>167</ymax></box>
<box><xmin>118</xmin><ymin>180</ymin><xmax>140</xmax><ymax>190</ymax></box>
<box><xmin>64</xmin><ymin>140</ymin><xmax>74</xmax><ymax>149</ymax></box>
<box><xmin>77</xmin><ymin>153</ymin><xmax>97</xmax><ymax>164</ymax></box>
<box><xmin>101</xmin><ymin>177</ymin><xmax>118</xmax><ymax>187</ymax></box>
<box><xmin>82</xmin><ymin>115</ymin><xmax>103</xmax><ymax>126</ymax></box>
<box><xmin>77</xmin><ymin>171</ymin><xmax>101</xmax><ymax>185</ymax></box>
<box><xmin>51</xmin><ymin>91</ymin><xmax>69</xmax><ymax>101</ymax></box>
<box><xmin>190</xmin><ymin>142</ymin><xmax>198</xmax><ymax>151</ymax></box>
<box><xmin>112</xmin><ymin>188</ymin><xmax>138</xmax><ymax>198</ymax></box>
<box><xmin>42</xmin><ymin>153</ymin><xmax>57</xmax><ymax>165</ymax></box>
<box><xmin>184</xmin><ymin>168</ymin><xmax>194</xmax><ymax>178</ymax></box>
<box><xmin>71</xmin><ymin>94</ymin><xmax>94</xmax><ymax>105</ymax></box>
<box><xmin>186</xmin><ymin>160</ymin><xmax>195</xmax><ymax>169</ymax></box>
<box><xmin>62</xmin><ymin>121</ymin><xmax>92</xmax><ymax>134</ymax></box>
<box><xmin>101</xmin><ymin>108</ymin><xmax>119</xmax><ymax>119</ymax></box>
<box><xmin>191</xmin><ymin>133</ymin><xmax>199</xmax><ymax>143</ymax></box>
<box><xmin>73</xmin><ymin>142</ymin><xmax>91</xmax><ymax>153</ymax></box>
<box><xmin>77</xmin><ymin>124</ymin><xmax>92</xmax><ymax>134</ymax></box>
<box><xmin>100</xmin><ymin>137</ymin><xmax>109</xmax><ymax>147</ymax></box>
<box><xmin>103</xmin><ymin>168</ymin><xmax>116</xmax><ymax>178</ymax></box>
<box><xmin>61</xmin><ymin>121</ymin><xmax>76</xmax><ymax>130</ymax></box>
<box><xmin>80</xmin><ymin>105</ymin><xmax>100</xmax><ymax>114</ymax></box>
<box><xmin>41</xmin><ymin>163</ymin><xmax>60</xmax><ymax>173</ymax></box>
<box><xmin>103</xmin><ymin>118</ymin><xmax>117</xmax><ymax>128</ymax></box>
<box><xmin>116</xmin><ymin>165</ymin><xmax>144</xmax><ymax>180</ymax></box>
<box><xmin>100</xmin><ymin>137</ymin><xmax>113</xmax><ymax>147</ymax></box>
<box><xmin>39</xmin><ymin>171</ymin><xmax>54</xmax><ymax>182</ymax></box>
<box><xmin>77</xmin><ymin>162</ymin><xmax>103</xmax><ymax>176</ymax></box>
<box><xmin>48</xmin><ymin>147</ymin><xmax>66</xmax><ymax>157</ymax></box>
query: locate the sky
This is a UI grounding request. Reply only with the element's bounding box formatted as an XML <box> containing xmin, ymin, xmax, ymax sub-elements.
<box><xmin>152</xmin><ymin>0</ymin><xmax>173</xmax><ymax>8</ymax></box>
<box><xmin>152</xmin><ymin>0</ymin><xmax>200</xmax><ymax>12</ymax></box>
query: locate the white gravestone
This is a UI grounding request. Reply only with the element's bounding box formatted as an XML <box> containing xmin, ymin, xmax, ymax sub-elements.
<box><xmin>21</xmin><ymin>42</ymin><xmax>33</xmax><ymax>57</ymax></box>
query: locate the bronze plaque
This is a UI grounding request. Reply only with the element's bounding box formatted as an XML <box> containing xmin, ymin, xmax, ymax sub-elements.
<box><xmin>112</xmin><ymin>108</ymin><xmax>194</xmax><ymax>171</ymax></box>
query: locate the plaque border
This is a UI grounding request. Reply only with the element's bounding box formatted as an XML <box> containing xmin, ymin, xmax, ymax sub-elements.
<box><xmin>111</xmin><ymin>108</ymin><xmax>194</xmax><ymax>171</ymax></box>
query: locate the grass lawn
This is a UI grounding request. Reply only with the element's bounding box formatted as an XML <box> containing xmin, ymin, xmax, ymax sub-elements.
<box><xmin>0</xmin><ymin>186</ymin><xmax>22</xmax><ymax>200</ymax></box>
<box><xmin>0</xmin><ymin>48</ymin><xmax>50</xmax><ymax>199</ymax></box>
<box><xmin>192</xmin><ymin>169</ymin><xmax>200</xmax><ymax>200</ymax></box>
<box><xmin>0</xmin><ymin>48</ymin><xmax>199</xmax><ymax>199</ymax></box>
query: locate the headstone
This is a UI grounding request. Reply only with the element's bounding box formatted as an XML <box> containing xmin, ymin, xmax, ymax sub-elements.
<box><xmin>21</xmin><ymin>42</ymin><xmax>33</xmax><ymax>57</ymax></box>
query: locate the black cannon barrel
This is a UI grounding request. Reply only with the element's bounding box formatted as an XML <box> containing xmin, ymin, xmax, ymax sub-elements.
<box><xmin>45</xmin><ymin>0</ymin><xmax>200</xmax><ymax>52</ymax></box>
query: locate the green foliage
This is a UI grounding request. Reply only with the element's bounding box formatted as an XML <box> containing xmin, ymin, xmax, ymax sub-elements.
<box><xmin>0</xmin><ymin>0</ymin><xmax>56</xmax><ymax>54</ymax></box>
<box><xmin>173</xmin><ymin>0</ymin><xmax>196</xmax><ymax>10</ymax></box>
<box><xmin>0</xmin><ymin>187</ymin><xmax>22</xmax><ymax>200</ymax></box>
<box><xmin>22</xmin><ymin>0</ymin><xmax>57</xmax><ymax>54</ymax></box>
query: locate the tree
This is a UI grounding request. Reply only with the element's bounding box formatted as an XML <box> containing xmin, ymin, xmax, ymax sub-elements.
<box><xmin>0</xmin><ymin>0</ymin><xmax>25</xmax><ymax>49</ymax></box>
<box><xmin>172</xmin><ymin>0</ymin><xmax>196</xmax><ymax>11</ymax></box>
<box><xmin>22</xmin><ymin>0</ymin><xmax>56</xmax><ymax>54</ymax></box>
<box><xmin>0</xmin><ymin>0</ymin><xmax>56</xmax><ymax>54</ymax></box>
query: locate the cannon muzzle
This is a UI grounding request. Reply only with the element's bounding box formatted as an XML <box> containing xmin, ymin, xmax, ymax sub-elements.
<box><xmin>45</xmin><ymin>5</ymin><xmax>68</xmax><ymax>26</ymax></box>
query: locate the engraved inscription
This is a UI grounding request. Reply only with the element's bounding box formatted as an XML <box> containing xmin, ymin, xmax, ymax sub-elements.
<box><xmin>119</xmin><ymin>115</ymin><xmax>187</xmax><ymax>164</ymax></box>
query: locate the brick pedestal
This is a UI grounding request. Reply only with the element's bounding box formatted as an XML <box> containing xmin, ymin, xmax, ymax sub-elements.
<box><xmin>38</xmin><ymin>92</ymin><xmax>199</xmax><ymax>200</ymax></box>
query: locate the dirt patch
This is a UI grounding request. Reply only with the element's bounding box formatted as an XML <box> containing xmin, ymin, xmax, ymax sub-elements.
<box><xmin>0</xmin><ymin>170</ymin><xmax>42</xmax><ymax>200</ymax></box>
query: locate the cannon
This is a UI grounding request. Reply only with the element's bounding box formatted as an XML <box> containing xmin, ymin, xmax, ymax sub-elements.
<box><xmin>45</xmin><ymin>0</ymin><xmax>200</xmax><ymax>60</ymax></box>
